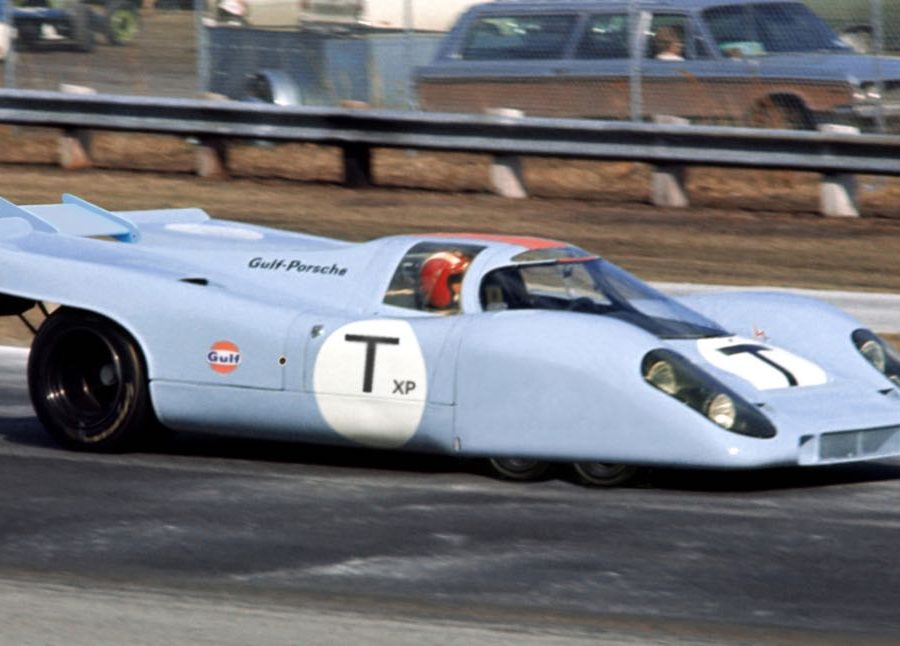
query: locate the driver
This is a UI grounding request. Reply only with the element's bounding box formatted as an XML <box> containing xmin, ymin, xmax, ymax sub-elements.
<box><xmin>419</xmin><ymin>250</ymin><xmax>471</xmax><ymax>312</ymax></box>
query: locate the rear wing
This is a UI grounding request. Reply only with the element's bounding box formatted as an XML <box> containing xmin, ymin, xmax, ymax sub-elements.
<box><xmin>0</xmin><ymin>194</ymin><xmax>210</xmax><ymax>242</ymax></box>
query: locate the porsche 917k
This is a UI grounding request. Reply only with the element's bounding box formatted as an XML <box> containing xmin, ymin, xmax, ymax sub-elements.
<box><xmin>2</xmin><ymin>195</ymin><xmax>899</xmax><ymax>486</ymax></box>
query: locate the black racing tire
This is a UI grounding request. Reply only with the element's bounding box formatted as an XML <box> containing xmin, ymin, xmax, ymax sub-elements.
<box><xmin>28</xmin><ymin>308</ymin><xmax>156</xmax><ymax>452</ymax></box>
<box><xmin>572</xmin><ymin>462</ymin><xmax>638</xmax><ymax>487</ymax></box>
<box><xmin>104</xmin><ymin>0</ymin><xmax>140</xmax><ymax>45</ymax></box>
<box><xmin>489</xmin><ymin>458</ymin><xmax>552</xmax><ymax>482</ymax></box>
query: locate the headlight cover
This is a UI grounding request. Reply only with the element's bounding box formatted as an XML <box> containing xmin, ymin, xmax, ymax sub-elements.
<box><xmin>853</xmin><ymin>329</ymin><xmax>900</xmax><ymax>387</ymax></box>
<box><xmin>642</xmin><ymin>349</ymin><xmax>776</xmax><ymax>439</ymax></box>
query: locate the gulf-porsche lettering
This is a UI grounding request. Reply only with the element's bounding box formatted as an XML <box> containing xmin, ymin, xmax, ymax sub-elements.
<box><xmin>697</xmin><ymin>336</ymin><xmax>827</xmax><ymax>391</ymax></box>
<box><xmin>313</xmin><ymin>320</ymin><xmax>427</xmax><ymax>448</ymax></box>
<box><xmin>247</xmin><ymin>257</ymin><xmax>348</xmax><ymax>276</ymax></box>
<box><xmin>207</xmin><ymin>341</ymin><xmax>241</xmax><ymax>374</ymax></box>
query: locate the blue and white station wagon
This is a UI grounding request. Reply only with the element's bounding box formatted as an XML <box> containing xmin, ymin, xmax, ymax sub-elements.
<box><xmin>417</xmin><ymin>0</ymin><xmax>900</xmax><ymax>130</ymax></box>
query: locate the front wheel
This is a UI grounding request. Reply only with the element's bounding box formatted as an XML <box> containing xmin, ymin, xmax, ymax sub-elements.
<box><xmin>572</xmin><ymin>462</ymin><xmax>638</xmax><ymax>487</ymax></box>
<box><xmin>28</xmin><ymin>308</ymin><xmax>156</xmax><ymax>452</ymax></box>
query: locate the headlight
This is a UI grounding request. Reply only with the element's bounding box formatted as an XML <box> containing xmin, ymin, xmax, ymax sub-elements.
<box><xmin>706</xmin><ymin>393</ymin><xmax>736</xmax><ymax>430</ymax></box>
<box><xmin>642</xmin><ymin>349</ymin><xmax>776</xmax><ymax>438</ymax></box>
<box><xmin>853</xmin><ymin>329</ymin><xmax>900</xmax><ymax>386</ymax></box>
<box><xmin>646</xmin><ymin>359</ymin><xmax>678</xmax><ymax>395</ymax></box>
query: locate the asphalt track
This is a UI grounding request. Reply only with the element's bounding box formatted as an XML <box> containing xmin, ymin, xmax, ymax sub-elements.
<box><xmin>3</xmin><ymin>346</ymin><xmax>900</xmax><ymax>644</ymax></box>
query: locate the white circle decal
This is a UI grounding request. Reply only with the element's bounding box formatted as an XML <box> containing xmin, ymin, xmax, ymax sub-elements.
<box><xmin>313</xmin><ymin>320</ymin><xmax>427</xmax><ymax>448</ymax></box>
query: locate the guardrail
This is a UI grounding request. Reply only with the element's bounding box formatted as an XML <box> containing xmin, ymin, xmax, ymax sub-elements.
<box><xmin>0</xmin><ymin>88</ymin><xmax>898</xmax><ymax>216</ymax></box>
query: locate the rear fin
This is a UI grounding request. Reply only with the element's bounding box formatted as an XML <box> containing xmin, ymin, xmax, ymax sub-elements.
<box><xmin>0</xmin><ymin>194</ymin><xmax>141</xmax><ymax>242</ymax></box>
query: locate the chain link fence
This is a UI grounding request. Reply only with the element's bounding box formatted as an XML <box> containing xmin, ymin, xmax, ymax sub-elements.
<box><xmin>1</xmin><ymin>0</ymin><xmax>900</xmax><ymax>132</ymax></box>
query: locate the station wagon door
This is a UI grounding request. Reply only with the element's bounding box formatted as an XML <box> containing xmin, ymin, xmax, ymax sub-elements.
<box><xmin>418</xmin><ymin>11</ymin><xmax>587</xmax><ymax>118</ymax></box>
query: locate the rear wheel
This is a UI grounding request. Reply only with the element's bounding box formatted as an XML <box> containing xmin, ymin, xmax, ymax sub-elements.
<box><xmin>747</xmin><ymin>96</ymin><xmax>814</xmax><ymax>130</ymax></box>
<box><xmin>572</xmin><ymin>462</ymin><xmax>638</xmax><ymax>487</ymax></box>
<box><xmin>489</xmin><ymin>458</ymin><xmax>551</xmax><ymax>482</ymax></box>
<box><xmin>28</xmin><ymin>309</ymin><xmax>155</xmax><ymax>452</ymax></box>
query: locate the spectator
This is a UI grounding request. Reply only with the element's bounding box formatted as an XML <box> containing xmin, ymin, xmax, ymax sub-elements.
<box><xmin>655</xmin><ymin>26</ymin><xmax>684</xmax><ymax>61</ymax></box>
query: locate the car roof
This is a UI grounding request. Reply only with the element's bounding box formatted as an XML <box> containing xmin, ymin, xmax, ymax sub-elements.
<box><xmin>475</xmin><ymin>0</ymin><xmax>799</xmax><ymax>11</ymax></box>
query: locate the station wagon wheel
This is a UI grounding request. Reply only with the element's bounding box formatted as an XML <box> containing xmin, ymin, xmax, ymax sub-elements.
<box><xmin>747</xmin><ymin>96</ymin><xmax>814</xmax><ymax>130</ymax></box>
<box><xmin>572</xmin><ymin>462</ymin><xmax>638</xmax><ymax>487</ymax></box>
<box><xmin>489</xmin><ymin>458</ymin><xmax>551</xmax><ymax>482</ymax></box>
<box><xmin>28</xmin><ymin>308</ymin><xmax>155</xmax><ymax>452</ymax></box>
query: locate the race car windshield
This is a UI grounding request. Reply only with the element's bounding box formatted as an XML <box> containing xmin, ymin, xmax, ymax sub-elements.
<box><xmin>480</xmin><ymin>259</ymin><xmax>727</xmax><ymax>339</ymax></box>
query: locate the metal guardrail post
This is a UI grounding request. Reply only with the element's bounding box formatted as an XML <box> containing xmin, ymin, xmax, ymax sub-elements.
<box><xmin>650</xmin><ymin>115</ymin><xmax>690</xmax><ymax>207</ymax></box>
<box><xmin>57</xmin><ymin>84</ymin><xmax>95</xmax><ymax>170</ymax></box>
<box><xmin>818</xmin><ymin>124</ymin><xmax>861</xmax><ymax>217</ymax></box>
<box><xmin>486</xmin><ymin>108</ymin><xmax>528</xmax><ymax>199</ymax></box>
<box><xmin>341</xmin><ymin>142</ymin><xmax>372</xmax><ymax>188</ymax></box>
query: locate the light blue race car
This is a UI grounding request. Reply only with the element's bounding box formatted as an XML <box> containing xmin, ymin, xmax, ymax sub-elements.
<box><xmin>2</xmin><ymin>194</ymin><xmax>900</xmax><ymax>486</ymax></box>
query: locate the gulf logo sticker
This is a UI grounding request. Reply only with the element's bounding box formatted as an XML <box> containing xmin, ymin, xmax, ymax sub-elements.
<box><xmin>207</xmin><ymin>340</ymin><xmax>241</xmax><ymax>374</ymax></box>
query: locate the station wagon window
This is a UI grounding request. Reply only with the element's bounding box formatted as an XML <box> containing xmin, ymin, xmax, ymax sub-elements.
<box><xmin>702</xmin><ymin>2</ymin><xmax>846</xmax><ymax>56</ymax></box>
<box><xmin>383</xmin><ymin>242</ymin><xmax>485</xmax><ymax>315</ymax></box>
<box><xmin>460</xmin><ymin>14</ymin><xmax>579</xmax><ymax>60</ymax></box>
<box><xmin>574</xmin><ymin>14</ymin><xmax>630</xmax><ymax>60</ymax></box>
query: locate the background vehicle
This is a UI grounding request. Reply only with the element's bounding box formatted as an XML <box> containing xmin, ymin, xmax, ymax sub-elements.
<box><xmin>806</xmin><ymin>0</ymin><xmax>900</xmax><ymax>53</ymax></box>
<box><xmin>205</xmin><ymin>0</ymin><xmax>478</xmax><ymax>106</ymax></box>
<box><xmin>210</xmin><ymin>0</ymin><xmax>479</xmax><ymax>31</ymax></box>
<box><xmin>415</xmin><ymin>0</ymin><xmax>900</xmax><ymax>130</ymax></box>
<box><xmin>12</xmin><ymin>0</ymin><xmax>139</xmax><ymax>51</ymax></box>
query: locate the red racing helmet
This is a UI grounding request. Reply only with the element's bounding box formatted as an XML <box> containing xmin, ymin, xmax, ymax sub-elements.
<box><xmin>420</xmin><ymin>251</ymin><xmax>471</xmax><ymax>309</ymax></box>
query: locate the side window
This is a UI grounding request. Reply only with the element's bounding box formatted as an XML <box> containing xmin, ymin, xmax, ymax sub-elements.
<box><xmin>383</xmin><ymin>242</ymin><xmax>484</xmax><ymax>315</ymax></box>
<box><xmin>575</xmin><ymin>13</ymin><xmax>630</xmax><ymax>60</ymax></box>
<box><xmin>647</xmin><ymin>14</ymin><xmax>689</xmax><ymax>61</ymax></box>
<box><xmin>460</xmin><ymin>14</ymin><xmax>579</xmax><ymax>61</ymax></box>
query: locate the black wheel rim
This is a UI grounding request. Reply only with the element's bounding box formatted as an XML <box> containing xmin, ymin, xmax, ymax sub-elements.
<box><xmin>41</xmin><ymin>327</ymin><xmax>130</xmax><ymax>443</ymax></box>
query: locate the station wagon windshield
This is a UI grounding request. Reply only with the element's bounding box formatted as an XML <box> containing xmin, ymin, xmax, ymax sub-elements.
<box><xmin>703</xmin><ymin>2</ymin><xmax>848</xmax><ymax>55</ymax></box>
<box><xmin>481</xmin><ymin>259</ymin><xmax>727</xmax><ymax>339</ymax></box>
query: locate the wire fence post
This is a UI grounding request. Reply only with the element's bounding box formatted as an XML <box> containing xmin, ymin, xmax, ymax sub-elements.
<box><xmin>195</xmin><ymin>0</ymin><xmax>210</xmax><ymax>96</ymax></box>
<box><xmin>628</xmin><ymin>0</ymin><xmax>643</xmax><ymax>122</ymax></box>
<box><xmin>2</xmin><ymin>0</ymin><xmax>15</xmax><ymax>89</ymax></box>
<box><xmin>404</xmin><ymin>0</ymin><xmax>414</xmax><ymax>110</ymax></box>
<box><xmin>872</xmin><ymin>0</ymin><xmax>886</xmax><ymax>132</ymax></box>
